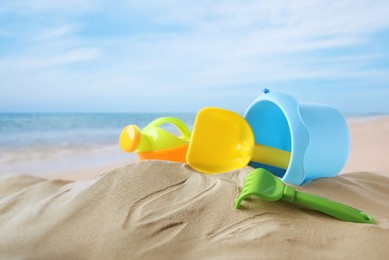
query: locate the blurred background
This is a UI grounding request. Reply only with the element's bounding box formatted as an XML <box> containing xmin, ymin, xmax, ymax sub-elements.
<box><xmin>0</xmin><ymin>0</ymin><xmax>388</xmax><ymax>176</ymax></box>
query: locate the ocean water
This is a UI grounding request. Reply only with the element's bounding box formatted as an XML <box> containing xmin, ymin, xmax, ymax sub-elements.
<box><xmin>0</xmin><ymin>112</ymin><xmax>385</xmax><ymax>176</ymax></box>
<box><xmin>0</xmin><ymin>113</ymin><xmax>195</xmax><ymax>175</ymax></box>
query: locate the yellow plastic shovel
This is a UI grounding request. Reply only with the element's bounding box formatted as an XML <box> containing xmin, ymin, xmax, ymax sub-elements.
<box><xmin>186</xmin><ymin>107</ymin><xmax>291</xmax><ymax>174</ymax></box>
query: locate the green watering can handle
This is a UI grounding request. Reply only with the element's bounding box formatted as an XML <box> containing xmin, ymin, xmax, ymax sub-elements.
<box><xmin>147</xmin><ymin>117</ymin><xmax>191</xmax><ymax>141</ymax></box>
<box><xmin>283</xmin><ymin>186</ymin><xmax>374</xmax><ymax>224</ymax></box>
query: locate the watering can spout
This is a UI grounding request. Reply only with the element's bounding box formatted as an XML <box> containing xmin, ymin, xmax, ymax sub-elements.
<box><xmin>120</xmin><ymin>125</ymin><xmax>151</xmax><ymax>152</ymax></box>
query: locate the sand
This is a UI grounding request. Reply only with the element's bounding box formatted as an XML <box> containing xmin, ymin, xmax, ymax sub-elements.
<box><xmin>0</xmin><ymin>117</ymin><xmax>388</xmax><ymax>259</ymax></box>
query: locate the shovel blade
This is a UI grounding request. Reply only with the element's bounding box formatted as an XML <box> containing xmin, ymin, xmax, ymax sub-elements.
<box><xmin>187</xmin><ymin>107</ymin><xmax>254</xmax><ymax>174</ymax></box>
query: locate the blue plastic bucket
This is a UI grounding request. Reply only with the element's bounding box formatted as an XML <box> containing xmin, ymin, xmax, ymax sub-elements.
<box><xmin>244</xmin><ymin>90</ymin><xmax>350</xmax><ymax>185</ymax></box>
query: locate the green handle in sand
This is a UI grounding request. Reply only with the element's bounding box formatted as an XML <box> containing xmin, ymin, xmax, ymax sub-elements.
<box><xmin>235</xmin><ymin>168</ymin><xmax>374</xmax><ymax>224</ymax></box>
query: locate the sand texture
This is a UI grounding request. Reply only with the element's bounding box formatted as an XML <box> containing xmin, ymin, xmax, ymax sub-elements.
<box><xmin>0</xmin><ymin>161</ymin><xmax>389</xmax><ymax>259</ymax></box>
<box><xmin>0</xmin><ymin>117</ymin><xmax>389</xmax><ymax>259</ymax></box>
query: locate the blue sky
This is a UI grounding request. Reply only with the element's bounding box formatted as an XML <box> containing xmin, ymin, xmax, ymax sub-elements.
<box><xmin>0</xmin><ymin>0</ymin><xmax>388</xmax><ymax>114</ymax></box>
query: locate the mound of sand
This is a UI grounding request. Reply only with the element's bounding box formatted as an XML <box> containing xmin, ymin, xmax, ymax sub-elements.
<box><xmin>1</xmin><ymin>160</ymin><xmax>388</xmax><ymax>259</ymax></box>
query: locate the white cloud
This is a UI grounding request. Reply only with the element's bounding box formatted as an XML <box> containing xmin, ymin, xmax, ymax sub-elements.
<box><xmin>0</xmin><ymin>48</ymin><xmax>101</xmax><ymax>71</ymax></box>
<box><xmin>33</xmin><ymin>25</ymin><xmax>78</xmax><ymax>41</ymax></box>
<box><xmin>0</xmin><ymin>0</ymin><xmax>389</xmax><ymax>113</ymax></box>
<box><xmin>92</xmin><ymin>0</ymin><xmax>389</xmax><ymax>88</ymax></box>
<box><xmin>0</xmin><ymin>0</ymin><xmax>101</xmax><ymax>14</ymax></box>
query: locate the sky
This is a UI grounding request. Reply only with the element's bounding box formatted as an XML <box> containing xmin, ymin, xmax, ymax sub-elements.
<box><xmin>0</xmin><ymin>0</ymin><xmax>388</xmax><ymax>114</ymax></box>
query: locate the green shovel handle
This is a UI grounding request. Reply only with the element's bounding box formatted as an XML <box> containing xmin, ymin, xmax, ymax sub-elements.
<box><xmin>292</xmin><ymin>190</ymin><xmax>374</xmax><ymax>224</ymax></box>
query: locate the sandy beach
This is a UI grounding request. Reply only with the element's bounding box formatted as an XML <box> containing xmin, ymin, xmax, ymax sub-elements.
<box><xmin>0</xmin><ymin>116</ymin><xmax>388</xmax><ymax>259</ymax></box>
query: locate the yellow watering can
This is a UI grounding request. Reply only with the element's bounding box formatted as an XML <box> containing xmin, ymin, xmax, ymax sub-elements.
<box><xmin>120</xmin><ymin>117</ymin><xmax>191</xmax><ymax>162</ymax></box>
<box><xmin>186</xmin><ymin>107</ymin><xmax>291</xmax><ymax>174</ymax></box>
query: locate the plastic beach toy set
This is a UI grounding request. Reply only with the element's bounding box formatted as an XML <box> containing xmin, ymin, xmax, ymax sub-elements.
<box><xmin>120</xmin><ymin>90</ymin><xmax>374</xmax><ymax>224</ymax></box>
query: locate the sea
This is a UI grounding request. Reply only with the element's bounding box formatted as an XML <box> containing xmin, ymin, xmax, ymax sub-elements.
<box><xmin>0</xmin><ymin>112</ymin><xmax>386</xmax><ymax>177</ymax></box>
<box><xmin>0</xmin><ymin>113</ymin><xmax>196</xmax><ymax>176</ymax></box>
